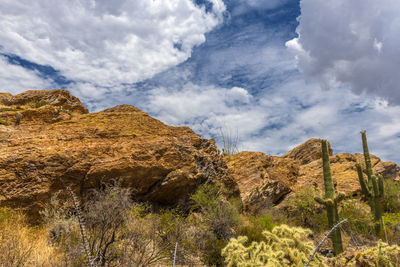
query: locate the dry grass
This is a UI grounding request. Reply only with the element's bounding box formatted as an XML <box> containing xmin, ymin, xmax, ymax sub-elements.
<box><xmin>0</xmin><ymin>207</ymin><xmax>62</xmax><ymax>266</ymax></box>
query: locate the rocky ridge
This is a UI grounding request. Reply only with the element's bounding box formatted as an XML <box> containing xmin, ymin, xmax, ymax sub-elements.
<box><xmin>0</xmin><ymin>90</ymin><xmax>399</xmax><ymax>219</ymax></box>
<box><xmin>0</xmin><ymin>90</ymin><xmax>238</xmax><ymax>219</ymax></box>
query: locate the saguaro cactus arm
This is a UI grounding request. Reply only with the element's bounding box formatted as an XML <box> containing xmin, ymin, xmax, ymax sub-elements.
<box><xmin>378</xmin><ymin>174</ymin><xmax>384</xmax><ymax>197</ymax></box>
<box><xmin>356</xmin><ymin>163</ymin><xmax>370</xmax><ymax>197</ymax></box>
<box><xmin>361</xmin><ymin>130</ymin><xmax>373</xmax><ymax>182</ymax></box>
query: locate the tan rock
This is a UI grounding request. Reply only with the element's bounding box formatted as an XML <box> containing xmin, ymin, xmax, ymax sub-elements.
<box><xmin>0</xmin><ymin>90</ymin><xmax>238</xmax><ymax>220</ymax></box>
<box><xmin>293</xmin><ymin>151</ymin><xmax>396</xmax><ymax>195</ymax></box>
<box><xmin>283</xmin><ymin>138</ymin><xmax>333</xmax><ymax>165</ymax></box>
<box><xmin>0</xmin><ymin>89</ymin><xmax>88</xmax><ymax>127</ymax></box>
<box><xmin>225</xmin><ymin>152</ymin><xmax>298</xmax><ymax>213</ymax></box>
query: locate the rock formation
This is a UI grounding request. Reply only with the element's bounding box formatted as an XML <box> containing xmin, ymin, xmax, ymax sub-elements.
<box><xmin>0</xmin><ymin>90</ymin><xmax>238</xmax><ymax>219</ymax></box>
<box><xmin>225</xmin><ymin>139</ymin><xmax>400</xmax><ymax>213</ymax></box>
<box><xmin>1</xmin><ymin>90</ymin><xmax>399</xmax><ymax>219</ymax></box>
<box><xmin>225</xmin><ymin>152</ymin><xmax>298</xmax><ymax>213</ymax></box>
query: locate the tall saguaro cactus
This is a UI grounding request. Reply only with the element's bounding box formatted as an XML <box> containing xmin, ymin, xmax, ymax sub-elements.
<box><xmin>356</xmin><ymin>131</ymin><xmax>384</xmax><ymax>234</ymax></box>
<box><xmin>315</xmin><ymin>140</ymin><xmax>344</xmax><ymax>255</ymax></box>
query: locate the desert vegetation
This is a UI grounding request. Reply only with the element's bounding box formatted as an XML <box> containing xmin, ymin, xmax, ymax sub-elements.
<box><xmin>0</xmin><ymin>173</ymin><xmax>400</xmax><ymax>266</ymax></box>
<box><xmin>0</xmin><ymin>129</ymin><xmax>400</xmax><ymax>266</ymax></box>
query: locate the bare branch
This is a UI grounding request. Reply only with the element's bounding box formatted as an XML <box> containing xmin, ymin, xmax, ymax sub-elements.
<box><xmin>306</xmin><ymin>218</ymin><xmax>348</xmax><ymax>267</ymax></box>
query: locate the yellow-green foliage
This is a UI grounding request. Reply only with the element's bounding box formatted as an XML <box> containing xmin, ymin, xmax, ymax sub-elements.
<box><xmin>352</xmin><ymin>240</ymin><xmax>400</xmax><ymax>266</ymax></box>
<box><xmin>382</xmin><ymin>179</ymin><xmax>400</xmax><ymax>213</ymax></box>
<box><xmin>237</xmin><ymin>213</ymin><xmax>280</xmax><ymax>245</ymax></box>
<box><xmin>222</xmin><ymin>224</ymin><xmax>326</xmax><ymax>267</ymax></box>
<box><xmin>286</xmin><ymin>187</ymin><xmax>328</xmax><ymax>233</ymax></box>
<box><xmin>0</xmin><ymin>118</ymin><xmax>10</xmax><ymax>126</ymax></box>
<box><xmin>339</xmin><ymin>199</ymin><xmax>374</xmax><ymax>238</ymax></box>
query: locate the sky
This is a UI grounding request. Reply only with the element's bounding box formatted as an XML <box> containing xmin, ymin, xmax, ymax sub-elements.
<box><xmin>1</xmin><ymin>0</ymin><xmax>400</xmax><ymax>163</ymax></box>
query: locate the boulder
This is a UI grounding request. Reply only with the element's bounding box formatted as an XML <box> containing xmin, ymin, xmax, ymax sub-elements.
<box><xmin>225</xmin><ymin>152</ymin><xmax>298</xmax><ymax>213</ymax></box>
<box><xmin>0</xmin><ymin>90</ymin><xmax>238</xmax><ymax>220</ymax></box>
<box><xmin>283</xmin><ymin>138</ymin><xmax>333</xmax><ymax>165</ymax></box>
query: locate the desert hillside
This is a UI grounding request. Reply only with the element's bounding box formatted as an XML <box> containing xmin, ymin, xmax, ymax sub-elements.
<box><xmin>0</xmin><ymin>90</ymin><xmax>399</xmax><ymax>266</ymax></box>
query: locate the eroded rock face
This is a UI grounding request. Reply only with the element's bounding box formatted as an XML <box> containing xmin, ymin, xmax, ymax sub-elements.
<box><xmin>225</xmin><ymin>152</ymin><xmax>298</xmax><ymax>213</ymax></box>
<box><xmin>225</xmin><ymin>139</ymin><xmax>400</xmax><ymax>213</ymax></box>
<box><xmin>0</xmin><ymin>90</ymin><xmax>238</xmax><ymax>219</ymax></box>
<box><xmin>292</xmin><ymin>151</ymin><xmax>396</xmax><ymax>195</ymax></box>
<box><xmin>283</xmin><ymin>138</ymin><xmax>333</xmax><ymax>165</ymax></box>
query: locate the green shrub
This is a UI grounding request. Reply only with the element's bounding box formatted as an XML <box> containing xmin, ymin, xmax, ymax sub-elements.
<box><xmin>286</xmin><ymin>187</ymin><xmax>328</xmax><ymax>233</ymax></box>
<box><xmin>382</xmin><ymin>179</ymin><xmax>400</xmax><ymax>213</ymax></box>
<box><xmin>222</xmin><ymin>224</ymin><xmax>326</xmax><ymax>267</ymax></box>
<box><xmin>34</xmin><ymin>100</ymin><xmax>49</xmax><ymax>108</ymax></box>
<box><xmin>0</xmin><ymin>118</ymin><xmax>10</xmax><ymax>126</ymax></box>
<box><xmin>237</xmin><ymin>213</ymin><xmax>280</xmax><ymax>245</ymax></box>
<box><xmin>382</xmin><ymin>212</ymin><xmax>400</xmax><ymax>245</ymax></box>
<box><xmin>339</xmin><ymin>199</ymin><xmax>374</xmax><ymax>239</ymax></box>
<box><xmin>189</xmin><ymin>183</ymin><xmax>240</xmax><ymax>266</ymax></box>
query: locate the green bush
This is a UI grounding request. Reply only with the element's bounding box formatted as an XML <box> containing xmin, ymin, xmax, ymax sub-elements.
<box><xmin>222</xmin><ymin>224</ymin><xmax>326</xmax><ymax>267</ymax></box>
<box><xmin>189</xmin><ymin>183</ymin><xmax>240</xmax><ymax>266</ymax></box>
<box><xmin>339</xmin><ymin>199</ymin><xmax>374</xmax><ymax>239</ymax></box>
<box><xmin>237</xmin><ymin>213</ymin><xmax>280</xmax><ymax>245</ymax></box>
<box><xmin>286</xmin><ymin>187</ymin><xmax>328</xmax><ymax>233</ymax></box>
<box><xmin>382</xmin><ymin>179</ymin><xmax>400</xmax><ymax>213</ymax></box>
<box><xmin>0</xmin><ymin>118</ymin><xmax>10</xmax><ymax>126</ymax></box>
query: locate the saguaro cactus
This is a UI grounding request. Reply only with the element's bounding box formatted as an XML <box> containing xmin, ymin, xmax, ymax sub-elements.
<box><xmin>357</xmin><ymin>165</ymin><xmax>384</xmax><ymax>234</ymax></box>
<box><xmin>357</xmin><ymin>131</ymin><xmax>384</xmax><ymax>234</ymax></box>
<box><xmin>315</xmin><ymin>140</ymin><xmax>344</xmax><ymax>255</ymax></box>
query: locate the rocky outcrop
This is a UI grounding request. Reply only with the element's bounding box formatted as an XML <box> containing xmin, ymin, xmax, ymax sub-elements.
<box><xmin>0</xmin><ymin>90</ymin><xmax>238</xmax><ymax>219</ymax></box>
<box><xmin>0</xmin><ymin>89</ymin><xmax>88</xmax><ymax>127</ymax></box>
<box><xmin>294</xmin><ymin>152</ymin><xmax>399</xmax><ymax>194</ymax></box>
<box><xmin>225</xmin><ymin>139</ymin><xmax>400</xmax><ymax>213</ymax></box>
<box><xmin>1</xmin><ymin>89</ymin><xmax>399</xmax><ymax>219</ymax></box>
<box><xmin>225</xmin><ymin>152</ymin><xmax>298</xmax><ymax>213</ymax></box>
<box><xmin>283</xmin><ymin>138</ymin><xmax>332</xmax><ymax>165</ymax></box>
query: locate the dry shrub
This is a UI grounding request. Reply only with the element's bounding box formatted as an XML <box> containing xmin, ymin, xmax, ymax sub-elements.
<box><xmin>43</xmin><ymin>183</ymin><xmax>187</xmax><ymax>266</ymax></box>
<box><xmin>0</xmin><ymin>207</ymin><xmax>61</xmax><ymax>266</ymax></box>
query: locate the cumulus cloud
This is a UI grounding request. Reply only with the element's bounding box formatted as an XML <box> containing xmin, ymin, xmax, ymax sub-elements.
<box><xmin>0</xmin><ymin>56</ymin><xmax>52</xmax><ymax>93</ymax></box>
<box><xmin>286</xmin><ymin>0</ymin><xmax>400</xmax><ymax>104</ymax></box>
<box><xmin>0</xmin><ymin>0</ymin><xmax>225</xmax><ymax>88</ymax></box>
<box><xmin>142</xmin><ymin>71</ymin><xmax>400</xmax><ymax>162</ymax></box>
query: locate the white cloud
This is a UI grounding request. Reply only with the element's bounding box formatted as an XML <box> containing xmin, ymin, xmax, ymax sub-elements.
<box><xmin>0</xmin><ymin>56</ymin><xmax>52</xmax><ymax>93</ymax></box>
<box><xmin>0</xmin><ymin>0</ymin><xmax>225</xmax><ymax>88</ymax></box>
<box><xmin>286</xmin><ymin>0</ymin><xmax>400</xmax><ymax>103</ymax></box>
<box><xmin>143</xmin><ymin>72</ymin><xmax>400</xmax><ymax>163</ymax></box>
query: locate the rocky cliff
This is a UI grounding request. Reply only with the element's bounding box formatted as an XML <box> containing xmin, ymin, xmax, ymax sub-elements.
<box><xmin>0</xmin><ymin>90</ymin><xmax>238</xmax><ymax>219</ymax></box>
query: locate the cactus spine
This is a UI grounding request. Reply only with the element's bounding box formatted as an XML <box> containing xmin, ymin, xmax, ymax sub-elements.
<box><xmin>357</xmin><ymin>131</ymin><xmax>384</xmax><ymax>234</ymax></box>
<box><xmin>315</xmin><ymin>140</ymin><xmax>344</xmax><ymax>255</ymax></box>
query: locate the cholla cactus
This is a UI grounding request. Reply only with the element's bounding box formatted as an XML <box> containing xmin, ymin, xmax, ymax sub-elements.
<box><xmin>352</xmin><ymin>240</ymin><xmax>400</xmax><ymax>267</ymax></box>
<box><xmin>222</xmin><ymin>224</ymin><xmax>327</xmax><ymax>267</ymax></box>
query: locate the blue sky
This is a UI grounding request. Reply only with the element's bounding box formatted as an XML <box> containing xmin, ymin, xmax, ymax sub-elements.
<box><xmin>1</xmin><ymin>0</ymin><xmax>400</xmax><ymax>163</ymax></box>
